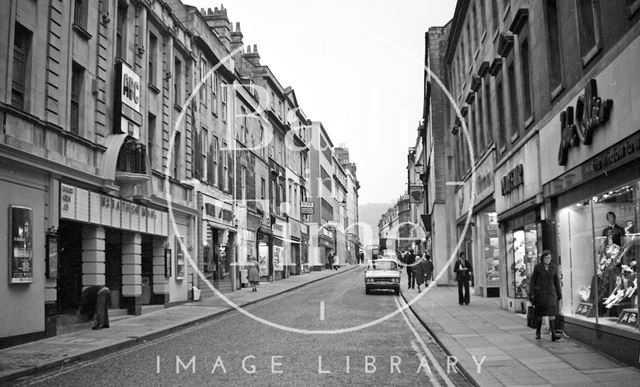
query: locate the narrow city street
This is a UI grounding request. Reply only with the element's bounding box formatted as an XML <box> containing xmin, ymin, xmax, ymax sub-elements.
<box><xmin>16</xmin><ymin>267</ymin><xmax>470</xmax><ymax>387</ymax></box>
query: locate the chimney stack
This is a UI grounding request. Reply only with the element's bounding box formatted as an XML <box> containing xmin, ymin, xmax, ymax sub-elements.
<box><xmin>202</xmin><ymin>5</ymin><xmax>231</xmax><ymax>50</ymax></box>
<box><xmin>243</xmin><ymin>43</ymin><xmax>261</xmax><ymax>66</ymax></box>
<box><xmin>230</xmin><ymin>22</ymin><xmax>244</xmax><ymax>53</ymax></box>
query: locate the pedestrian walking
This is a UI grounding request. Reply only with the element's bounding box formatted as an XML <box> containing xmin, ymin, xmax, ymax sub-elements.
<box><xmin>327</xmin><ymin>252</ymin><xmax>334</xmax><ymax>270</ymax></box>
<box><xmin>414</xmin><ymin>254</ymin><xmax>426</xmax><ymax>292</ymax></box>
<box><xmin>248</xmin><ymin>258</ymin><xmax>260</xmax><ymax>292</ymax></box>
<box><xmin>405</xmin><ymin>249</ymin><xmax>416</xmax><ymax>289</ymax></box>
<box><xmin>454</xmin><ymin>251</ymin><xmax>473</xmax><ymax>305</ymax></box>
<box><xmin>529</xmin><ymin>250</ymin><xmax>563</xmax><ymax>341</ymax></box>
<box><xmin>77</xmin><ymin>285</ymin><xmax>111</xmax><ymax>330</ymax></box>
<box><xmin>424</xmin><ymin>254</ymin><xmax>434</xmax><ymax>287</ymax></box>
<box><xmin>332</xmin><ymin>254</ymin><xmax>340</xmax><ymax>270</ymax></box>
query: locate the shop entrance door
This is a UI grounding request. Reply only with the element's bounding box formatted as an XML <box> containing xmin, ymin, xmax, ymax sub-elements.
<box><xmin>141</xmin><ymin>235</ymin><xmax>153</xmax><ymax>305</ymax></box>
<box><xmin>105</xmin><ymin>229</ymin><xmax>122</xmax><ymax>308</ymax></box>
<box><xmin>56</xmin><ymin>221</ymin><xmax>83</xmax><ymax>313</ymax></box>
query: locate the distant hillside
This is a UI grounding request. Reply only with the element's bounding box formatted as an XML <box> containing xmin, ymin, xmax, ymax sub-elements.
<box><xmin>358</xmin><ymin>202</ymin><xmax>393</xmax><ymax>245</ymax></box>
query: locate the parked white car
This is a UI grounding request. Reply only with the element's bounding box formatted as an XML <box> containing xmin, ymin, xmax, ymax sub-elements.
<box><xmin>364</xmin><ymin>258</ymin><xmax>401</xmax><ymax>295</ymax></box>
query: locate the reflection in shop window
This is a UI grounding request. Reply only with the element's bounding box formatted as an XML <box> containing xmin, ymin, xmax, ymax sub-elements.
<box><xmin>507</xmin><ymin>223</ymin><xmax>537</xmax><ymax>299</ymax></box>
<box><xmin>556</xmin><ymin>182</ymin><xmax>639</xmax><ymax>331</ymax></box>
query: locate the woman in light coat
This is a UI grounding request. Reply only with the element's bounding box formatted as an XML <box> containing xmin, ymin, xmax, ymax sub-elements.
<box><xmin>248</xmin><ymin>258</ymin><xmax>260</xmax><ymax>292</ymax></box>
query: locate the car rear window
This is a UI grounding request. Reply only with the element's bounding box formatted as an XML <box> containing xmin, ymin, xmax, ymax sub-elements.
<box><xmin>369</xmin><ymin>261</ymin><xmax>397</xmax><ymax>270</ymax></box>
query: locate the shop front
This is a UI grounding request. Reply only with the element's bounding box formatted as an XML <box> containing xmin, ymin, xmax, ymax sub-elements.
<box><xmin>454</xmin><ymin>150</ymin><xmax>500</xmax><ymax>296</ymax></box>
<box><xmin>257</xmin><ymin>210</ymin><xmax>272</xmax><ymax>281</ymax></box>
<box><xmin>56</xmin><ymin>183</ymin><xmax>170</xmax><ymax>315</ymax></box>
<box><xmin>495</xmin><ymin>138</ymin><xmax>543</xmax><ymax>313</ymax></box>
<box><xmin>273</xmin><ymin>218</ymin><xmax>287</xmax><ymax>280</ymax></box>
<box><xmin>289</xmin><ymin>218</ymin><xmax>302</xmax><ymax>275</ymax></box>
<box><xmin>201</xmin><ymin>194</ymin><xmax>236</xmax><ymax>294</ymax></box>
<box><xmin>539</xmin><ymin>63</ymin><xmax>640</xmax><ymax>364</ymax></box>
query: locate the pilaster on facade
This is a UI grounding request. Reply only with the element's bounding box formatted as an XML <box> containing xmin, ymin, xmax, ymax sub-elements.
<box><xmin>121</xmin><ymin>233</ymin><xmax>143</xmax><ymax>297</ymax></box>
<box><xmin>81</xmin><ymin>226</ymin><xmax>106</xmax><ymax>287</ymax></box>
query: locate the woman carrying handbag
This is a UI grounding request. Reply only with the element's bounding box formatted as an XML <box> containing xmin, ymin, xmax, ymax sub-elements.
<box><xmin>529</xmin><ymin>250</ymin><xmax>563</xmax><ymax>341</ymax></box>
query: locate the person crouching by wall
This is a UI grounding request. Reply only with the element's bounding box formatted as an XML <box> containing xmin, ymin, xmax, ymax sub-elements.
<box><xmin>77</xmin><ymin>285</ymin><xmax>111</xmax><ymax>330</ymax></box>
<box><xmin>529</xmin><ymin>250</ymin><xmax>562</xmax><ymax>341</ymax></box>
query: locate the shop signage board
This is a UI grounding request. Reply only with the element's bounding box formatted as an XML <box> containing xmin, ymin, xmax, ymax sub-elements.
<box><xmin>273</xmin><ymin>219</ymin><xmax>286</xmax><ymax>238</ymax></box>
<box><xmin>617</xmin><ymin>309</ymin><xmax>638</xmax><ymax>328</ymax></box>
<box><xmin>558</xmin><ymin>79</ymin><xmax>613</xmax><ymax>166</ymax></box>
<box><xmin>301</xmin><ymin>201</ymin><xmax>314</xmax><ymax>215</ymax></box>
<box><xmin>495</xmin><ymin>138</ymin><xmax>540</xmax><ymax>215</ymax></box>
<box><xmin>273</xmin><ymin>245</ymin><xmax>284</xmax><ymax>271</ymax></box>
<box><xmin>501</xmin><ymin>164</ymin><xmax>524</xmax><ymax>196</ymax></box>
<box><xmin>455</xmin><ymin>151</ymin><xmax>495</xmax><ymax>220</ymax></box>
<box><xmin>9</xmin><ymin>206</ymin><xmax>33</xmax><ymax>284</ymax></box>
<box><xmin>289</xmin><ymin>219</ymin><xmax>301</xmax><ymax>239</ymax></box>
<box><xmin>60</xmin><ymin>184</ymin><xmax>167</xmax><ymax>236</ymax></box>
<box><xmin>202</xmin><ymin>195</ymin><xmax>234</xmax><ymax>228</ymax></box>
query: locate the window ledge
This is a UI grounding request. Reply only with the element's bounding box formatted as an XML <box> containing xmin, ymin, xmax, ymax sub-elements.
<box><xmin>510</xmin><ymin>132</ymin><xmax>519</xmax><ymax>144</ymax></box>
<box><xmin>493</xmin><ymin>29</ymin><xmax>500</xmax><ymax>42</ymax></box>
<box><xmin>174</xmin><ymin>104</ymin><xmax>183</xmax><ymax>112</ymax></box>
<box><xmin>73</xmin><ymin>24</ymin><xmax>92</xmax><ymax>40</ymax></box>
<box><xmin>550</xmin><ymin>84</ymin><xmax>564</xmax><ymax>102</ymax></box>
<box><xmin>148</xmin><ymin>83</ymin><xmax>160</xmax><ymax>94</ymax></box>
<box><xmin>481</xmin><ymin>30</ymin><xmax>487</xmax><ymax>43</ymax></box>
<box><xmin>524</xmin><ymin>116</ymin><xmax>535</xmax><ymax>130</ymax></box>
<box><xmin>581</xmin><ymin>45</ymin><xmax>602</xmax><ymax>67</ymax></box>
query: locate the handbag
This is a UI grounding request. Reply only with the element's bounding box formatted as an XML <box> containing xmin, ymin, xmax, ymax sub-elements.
<box><xmin>527</xmin><ymin>306</ymin><xmax>536</xmax><ymax>329</ymax></box>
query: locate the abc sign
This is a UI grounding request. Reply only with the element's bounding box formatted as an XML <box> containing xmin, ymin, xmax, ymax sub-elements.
<box><xmin>120</xmin><ymin>64</ymin><xmax>141</xmax><ymax>112</ymax></box>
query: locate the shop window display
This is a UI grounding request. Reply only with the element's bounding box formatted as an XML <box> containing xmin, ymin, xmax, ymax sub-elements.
<box><xmin>557</xmin><ymin>183</ymin><xmax>639</xmax><ymax>331</ymax></box>
<box><xmin>477</xmin><ymin>212</ymin><xmax>500</xmax><ymax>291</ymax></box>
<box><xmin>507</xmin><ymin>224</ymin><xmax>538</xmax><ymax>299</ymax></box>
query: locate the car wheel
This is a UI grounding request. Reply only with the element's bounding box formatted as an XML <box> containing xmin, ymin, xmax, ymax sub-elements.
<box><xmin>394</xmin><ymin>288</ymin><xmax>400</xmax><ymax>296</ymax></box>
<box><xmin>365</xmin><ymin>286</ymin><xmax>371</xmax><ymax>295</ymax></box>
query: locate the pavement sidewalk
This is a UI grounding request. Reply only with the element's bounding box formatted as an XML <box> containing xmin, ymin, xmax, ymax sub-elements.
<box><xmin>402</xmin><ymin>284</ymin><xmax>640</xmax><ymax>386</ymax></box>
<box><xmin>0</xmin><ymin>265</ymin><xmax>358</xmax><ymax>384</ymax></box>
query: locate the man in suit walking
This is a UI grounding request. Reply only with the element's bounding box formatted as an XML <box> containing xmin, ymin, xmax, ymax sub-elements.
<box><xmin>454</xmin><ymin>251</ymin><xmax>473</xmax><ymax>305</ymax></box>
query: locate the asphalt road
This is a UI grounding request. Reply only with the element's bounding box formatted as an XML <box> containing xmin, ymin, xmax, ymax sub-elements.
<box><xmin>18</xmin><ymin>267</ymin><xmax>472</xmax><ymax>387</ymax></box>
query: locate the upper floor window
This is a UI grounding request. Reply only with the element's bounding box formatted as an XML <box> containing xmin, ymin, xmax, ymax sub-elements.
<box><xmin>11</xmin><ymin>23</ymin><xmax>31</xmax><ymax>110</ymax></box>
<box><xmin>545</xmin><ymin>0</ymin><xmax>563</xmax><ymax>97</ymax></box>
<box><xmin>173</xmin><ymin>132</ymin><xmax>182</xmax><ymax>179</ymax></box>
<box><xmin>496</xmin><ymin>75</ymin><xmax>507</xmax><ymax>152</ymax></box>
<box><xmin>116</xmin><ymin>3</ymin><xmax>127</xmax><ymax>60</ymax></box>
<box><xmin>174</xmin><ymin>57</ymin><xmax>182</xmax><ymax>105</ymax></box>
<box><xmin>212</xmin><ymin>72</ymin><xmax>219</xmax><ymax>116</ymax></box>
<box><xmin>70</xmin><ymin>63</ymin><xmax>84</xmax><ymax>135</ymax></box>
<box><xmin>148</xmin><ymin>33</ymin><xmax>158</xmax><ymax>86</ymax></box>
<box><xmin>491</xmin><ymin>0</ymin><xmax>500</xmax><ymax>33</ymax></box>
<box><xmin>576</xmin><ymin>0</ymin><xmax>601</xmax><ymax>65</ymax></box>
<box><xmin>221</xmin><ymin>82</ymin><xmax>228</xmax><ymax>122</ymax></box>
<box><xmin>148</xmin><ymin>113</ymin><xmax>156</xmax><ymax>169</ymax></box>
<box><xmin>73</xmin><ymin>0</ymin><xmax>88</xmax><ymax>30</ymax></box>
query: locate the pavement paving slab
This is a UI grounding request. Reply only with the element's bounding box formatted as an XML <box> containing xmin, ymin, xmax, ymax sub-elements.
<box><xmin>401</xmin><ymin>285</ymin><xmax>640</xmax><ymax>387</ymax></box>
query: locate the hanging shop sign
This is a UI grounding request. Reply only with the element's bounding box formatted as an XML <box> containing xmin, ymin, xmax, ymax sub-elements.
<box><xmin>301</xmin><ymin>201</ymin><xmax>314</xmax><ymax>215</ymax></box>
<box><xmin>501</xmin><ymin>164</ymin><xmax>524</xmax><ymax>196</ymax></box>
<box><xmin>114</xmin><ymin>62</ymin><xmax>142</xmax><ymax>140</ymax></box>
<box><xmin>9</xmin><ymin>206</ymin><xmax>33</xmax><ymax>284</ymax></box>
<box><xmin>558</xmin><ymin>79</ymin><xmax>613</xmax><ymax>166</ymax></box>
<box><xmin>273</xmin><ymin>219</ymin><xmax>286</xmax><ymax>238</ymax></box>
<box><xmin>60</xmin><ymin>183</ymin><xmax>167</xmax><ymax>236</ymax></box>
<box><xmin>203</xmin><ymin>195</ymin><xmax>234</xmax><ymax>227</ymax></box>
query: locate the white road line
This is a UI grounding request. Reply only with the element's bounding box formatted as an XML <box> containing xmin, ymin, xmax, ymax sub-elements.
<box><xmin>320</xmin><ymin>301</ymin><xmax>325</xmax><ymax>321</ymax></box>
<box><xmin>394</xmin><ymin>296</ymin><xmax>456</xmax><ymax>387</ymax></box>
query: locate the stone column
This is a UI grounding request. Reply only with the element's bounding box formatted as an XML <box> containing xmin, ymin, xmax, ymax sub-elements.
<box><xmin>122</xmin><ymin>232</ymin><xmax>142</xmax><ymax>314</ymax></box>
<box><xmin>82</xmin><ymin>226</ymin><xmax>106</xmax><ymax>287</ymax></box>
<box><xmin>152</xmin><ymin>237</ymin><xmax>169</xmax><ymax>304</ymax></box>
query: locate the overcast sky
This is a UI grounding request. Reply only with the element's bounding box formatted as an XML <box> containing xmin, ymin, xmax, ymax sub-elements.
<box><xmin>185</xmin><ymin>0</ymin><xmax>456</xmax><ymax>204</ymax></box>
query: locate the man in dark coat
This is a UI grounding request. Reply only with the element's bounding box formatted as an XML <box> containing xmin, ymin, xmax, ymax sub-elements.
<box><xmin>529</xmin><ymin>250</ymin><xmax>562</xmax><ymax>341</ymax></box>
<box><xmin>454</xmin><ymin>251</ymin><xmax>473</xmax><ymax>305</ymax></box>
<box><xmin>404</xmin><ymin>249</ymin><xmax>416</xmax><ymax>289</ymax></box>
<box><xmin>77</xmin><ymin>285</ymin><xmax>111</xmax><ymax>330</ymax></box>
